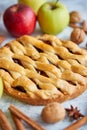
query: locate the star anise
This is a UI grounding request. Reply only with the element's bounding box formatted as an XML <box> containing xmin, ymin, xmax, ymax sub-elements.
<box><xmin>65</xmin><ymin>105</ymin><xmax>84</xmax><ymax>120</ymax></box>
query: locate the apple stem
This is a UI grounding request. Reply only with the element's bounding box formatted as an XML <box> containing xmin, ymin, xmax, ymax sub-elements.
<box><xmin>51</xmin><ymin>0</ymin><xmax>59</xmax><ymax>10</ymax></box>
<box><xmin>55</xmin><ymin>0</ymin><xmax>59</xmax><ymax>4</ymax></box>
<box><xmin>56</xmin><ymin>0</ymin><xmax>59</xmax><ymax>2</ymax></box>
<box><xmin>50</xmin><ymin>0</ymin><xmax>59</xmax><ymax>10</ymax></box>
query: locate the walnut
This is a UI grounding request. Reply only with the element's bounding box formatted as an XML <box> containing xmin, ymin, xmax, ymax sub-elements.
<box><xmin>70</xmin><ymin>11</ymin><xmax>82</xmax><ymax>23</ymax></box>
<box><xmin>70</xmin><ymin>28</ymin><xmax>86</xmax><ymax>44</ymax></box>
<box><xmin>82</xmin><ymin>20</ymin><xmax>87</xmax><ymax>33</ymax></box>
<box><xmin>41</xmin><ymin>102</ymin><xmax>65</xmax><ymax>123</ymax></box>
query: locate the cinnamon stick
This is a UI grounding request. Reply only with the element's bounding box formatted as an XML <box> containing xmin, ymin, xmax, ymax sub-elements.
<box><xmin>64</xmin><ymin>116</ymin><xmax>87</xmax><ymax>130</ymax></box>
<box><xmin>9</xmin><ymin>105</ymin><xmax>45</xmax><ymax>130</ymax></box>
<box><xmin>11</xmin><ymin>113</ymin><xmax>25</xmax><ymax>130</ymax></box>
<box><xmin>0</xmin><ymin>109</ymin><xmax>13</xmax><ymax>130</ymax></box>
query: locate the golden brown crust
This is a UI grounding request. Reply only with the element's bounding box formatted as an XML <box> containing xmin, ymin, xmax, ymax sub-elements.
<box><xmin>4</xmin><ymin>82</ymin><xmax>86</xmax><ymax>105</ymax></box>
<box><xmin>0</xmin><ymin>34</ymin><xmax>87</xmax><ymax>105</ymax></box>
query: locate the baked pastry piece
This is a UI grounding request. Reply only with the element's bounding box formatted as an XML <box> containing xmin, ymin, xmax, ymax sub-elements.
<box><xmin>0</xmin><ymin>34</ymin><xmax>87</xmax><ymax>105</ymax></box>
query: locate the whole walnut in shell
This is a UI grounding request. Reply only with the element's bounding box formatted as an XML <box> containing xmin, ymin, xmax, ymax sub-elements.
<box><xmin>41</xmin><ymin>102</ymin><xmax>65</xmax><ymax>123</ymax></box>
<box><xmin>70</xmin><ymin>11</ymin><xmax>82</xmax><ymax>23</ymax></box>
<box><xmin>70</xmin><ymin>28</ymin><xmax>86</xmax><ymax>44</ymax></box>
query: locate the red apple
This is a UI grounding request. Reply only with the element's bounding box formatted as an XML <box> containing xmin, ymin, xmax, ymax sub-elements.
<box><xmin>3</xmin><ymin>4</ymin><xmax>36</xmax><ymax>37</ymax></box>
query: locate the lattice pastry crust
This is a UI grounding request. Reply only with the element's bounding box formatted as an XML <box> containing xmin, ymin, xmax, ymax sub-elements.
<box><xmin>0</xmin><ymin>34</ymin><xmax>87</xmax><ymax>105</ymax></box>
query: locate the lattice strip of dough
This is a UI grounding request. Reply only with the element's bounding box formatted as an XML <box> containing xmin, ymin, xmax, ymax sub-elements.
<box><xmin>0</xmin><ymin>47</ymin><xmax>13</xmax><ymax>61</ymax></box>
<box><xmin>36</xmin><ymin>61</ymin><xmax>61</xmax><ymax>78</ymax></box>
<box><xmin>67</xmin><ymin>59</ymin><xmax>87</xmax><ymax>76</ymax></box>
<box><xmin>36</xmin><ymin>34</ymin><xmax>87</xmax><ymax>55</ymax></box>
<box><xmin>26</xmin><ymin>70</ymin><xmax>77</xmax><ymax>95</ymax></box>
<box><xmin>35</xmin><ymin>34</ymin><xmax>87</xmax><ymax>66</ymax></box>
<box><xmin>39</xmin><ymin>52</ymin><xmax>59</xmax><ymax>65</ymax></box>
<box><xmin>25</xmin><ymin>44</ymin><xmax>40</xmax><ymax>60</ymax></box>
<box><xmin>17</xmin><ymin>35</ymin><xmax>87</xmax><ymax>84</ymax></box>
<box><xmin>12</xmin><ymin>76</ymin><xmax>62</xmax><ymax>99</ymax></box>
<box><xmin>10</xmin><ymin>40</ymin><xmax>26</xmax><ymax>54</ymax></box>
<box><xmin>17</xmin><ymin>35</ymin><xmax>87</xmax><ymax>66</ymax></box>
<box><xmin>0</xmin><ymin>58</ymin><xmax>25</xmax><ymax>75</ymax></box>
<box><xmin>62</xmin><ymin>70</ymin><xmax>86</xmax><ymax>85</ymax></box>
<box><xmin>62</xmin><ymin>40</ymin><xmax>87</xmax><ymax>55</ymax></box>
<box><xmin>35</xmin><ymin>34</ymin><xmax>62</xmax><ymax>46</ymax></box>
<box><xmin>17</xmin><ymin>36</ymin><xmax>73</xmax><ymax>73</ymax></box>
<box><xmin>0</xmin><ymin>69</ymin><xmax>14</xmax><ymax>85</ymax></box>
<box><xmin>13</xmin><ymin>54</ymin><xmax>62</xmax><ymax>78</ymax></box>
<box><xmin>0</xmin><ymin>52</ymin><xmax>74</xmax><ymax>96</ymax></box>
<box><xmin>17</xmin><ymin>35</ymin><xmax>55</xmax><ymax>53</ymax></box>
<box><xmin>12</xmin><ymin>76</ymin><xmax>38</xmax><ymax>92</ymax></box>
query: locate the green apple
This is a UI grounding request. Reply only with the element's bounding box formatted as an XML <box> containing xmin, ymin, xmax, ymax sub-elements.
<box><xmin>0</xmin><ymin>77</ymin><xmax>3</xmax><ymax>98</ymax></box>
<box><xmin>18</xmin><ymin>0</ymin><xmax>46</xmax><ymax>14</ymax></box>
<box><xmin>37</xmin><ymin>1</ymin><xmax>70</xmax><ymax>34</ymax></box>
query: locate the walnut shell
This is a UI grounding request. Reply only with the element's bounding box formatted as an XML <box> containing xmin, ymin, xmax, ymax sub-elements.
<box><xmin>82</xmin><ymin>20</ymin><xmax>87</xmax><ymax>33</ymax></box>
<box><xmin>41</xmin><ymin>102</ymin><xmax>65</xmax><ymax>123</ymax></box>
<box><xmin>70</xmin><ymin>28</ymin><xmax>86</xmax><ymax>44</ymax></box>
<box><xmin>70</xmin><ymin>11</ymin><xmax>82</xmax><ymax>23</ymax></box>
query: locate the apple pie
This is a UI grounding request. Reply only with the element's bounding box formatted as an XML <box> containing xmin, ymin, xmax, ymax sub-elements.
<box><xmin>0</xmin><ymin>34</ymin><xmax>87</xmax><ymax>105</ymax></box>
